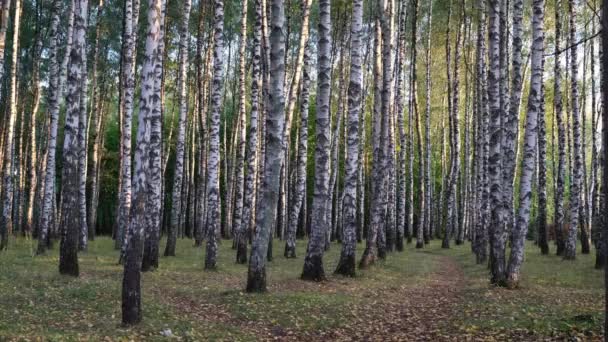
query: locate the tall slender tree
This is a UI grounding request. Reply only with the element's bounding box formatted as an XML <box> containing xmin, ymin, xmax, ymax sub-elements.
<box><xmin>507</xmin><ymin>0</ymin><xmax>544</xmax><ymax>286</ymax></box>
<box><xmin>488</xmin><ymin>0</ymin><xmax>507</xmax><ymax>285</ymax></box>
<box><xmin>301</xmin><ymin>0</ymin><xmax>332</xmax><ymax>281</ymax></box>
<box><xmin>246</xmin><ymin>0</ymin><xmax>286</xmax><ymax>292</ymax></box>
<box><xmin>116</xmin><ymin>0</ymin><xmax>140</xmax><ymax>253</ymax></box>
<box><xmin>360</xmin><ymin>16</ymin><xmax>383</xmax><ymax>268</ymax></box>
<box><xmin>335</xmin><ymin>0</ymin><xmax>363</xmax><ymax>276</ymax></box>
<box><xmin>554</xmin><ymin>0</ymin><xmax>566</xmax><ymax>256</ymax></box>
<box><xmin>122</xmin><ymin>0</ymin><xmax>163</xmax><ymax>324</ymax></box>
<box><xmin>204</xmin><ymin>0</ymin><xmax>226</xmax><ymax>270</ymax></box>
<box><xmin>564</xmin><ymin>0</ymin><xmax>583</xmax><ymax>260</ymax></box>
<box><xmin>59</xmin><ymin>0</ymin><xmax>88</xmax><ymax>276</ymax></box>
<box><xmin>232</xmin><ymin>0</ymin><xmax>249</xmax><ymax>263</ymax></box>
<box><xmin>0</xmin><ymin>0</ymin><xmax>21</xmax><ymax>250</ymax></box>
<box><xmin>142</xmin><ymin>0</ymin><xmax>167</xmax><ymax>272</ymax></box>
<box><xmin>37</xmin><ymin>0</ymin><xmax>62</xmax><ymax>254</ymax></box>
<box><xmin>164</xmin><ymin>0</ymin><xmax>192</xmax><ymax>257</ymax></box>
<box><xmin>239</xmin><ymin>0</ymin><xmax>263</xmax><ymax>263</ymax></box>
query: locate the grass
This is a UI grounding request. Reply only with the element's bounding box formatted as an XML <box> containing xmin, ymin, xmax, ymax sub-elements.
<box><xmin>0</xmin><ymin>236</ymin><xmax>603</xmax><ymax>340</ymax></box>
<box><xmin>438</xmin><ymin>242</ymin><xmax>604</xmax><ymax>338</ymax></box>
<box><xmin>0</xmin><ymin>237</ymin><xmax>439</xmax><ymax>340</ymax></box>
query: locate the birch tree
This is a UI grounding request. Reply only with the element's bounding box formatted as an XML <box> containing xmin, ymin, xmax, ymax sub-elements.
<box><xmin>122</xmin><ymin>0</ymin><xmax>162</xmax><ymax>324</ymax></box>
<box><xmin>239</xmin><ymin>0</ymin><xmax>263</xmax><ymax>263</ymax></box>
<box><xmin>554</xmin><ymin>0</ymin><xmax>566</xmax><ymax>256</ymax></box>
<box><xmin>203</xmin><ymin>0</ymin><xmax>225</xmax><ymax>269</ymax></box>
<box><xmin>246</xmin><ymin>0</ymin><xmax>286</xmax><ymax>292</ymax></box>
<box><xmin>335</xmin><ymin>0</ymin><xmax>363</xmax><ymax>276</ymax></box>
<box><xmin>232</xmin><ymin>0</ymin><xmax>249</xmax><ymax>263</ymax></box>
<box><xmin>488</xmin><ymin>0</ymin><xmax>507</xmax><ymax>285</ymax></box>
<box><xmin>0</xmin><ymin>0</ymin><xmax>21</xmax><ymax>250</ymax></box>
<box><xmin>301</xmin><ymin>0</ymin><xmax>332</xmax><ymax>281</ymax></box>
<box><xmin>116</xmin><ymin>0</ymin><xmax>140</xmax><ymax>252</ymax></box>
<box><xmin>59</xmin><ymin>0</ymin><xmax>88</xmax><ymax>276</ymax></box>
<box><xmin>37</xmin><ymin>0</ymin><xmax>62</xmax><ymax>254</ymax></box>
<box><xmin>564</xmin><ymin>0</ymin><xmax>583</xmax><ymax>260</ymax></box>
<box><xmin>507</xmin><ymin>0</ymin><xmax>544</xmax><ymax>286</ymax></box>
<box><xmin>164</xmin><ymin>0</ymin><xmax>191</xmax><ymax>257</ymax></box>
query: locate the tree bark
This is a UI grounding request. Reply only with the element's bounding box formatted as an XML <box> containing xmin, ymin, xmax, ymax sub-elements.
<box><xmin>335</xmin><ymin>0</ymin><xmax>363</xmax><ymax>277</ymax></box>
<box><xmin>141</xmin><ymin>0</ymin><xmax>167</xmax><ymax>272</ymax></box>
<box><xmin>507</xmin><ymin>0</ymin><xmax>544</xmax><ymax>286</ymax></box>
<box><xmin>301</xmin><ymin>0</ymin><xmax>332</xmax><ymax>281</ymax></box>
<box><xmin>59</xmin><ymin>0</ymin><xmax>88</xmax><ymax>276</ymax></box>
<box><xmin>246</xmin><ymin>0</ymin><xmax>286</xmax><ymax>292</ymax></box>
<box><xmin>37</xmin><ymin>0</ymin><xmax>62</xmax><ymax>254</ymax></box>
<box><xmin>164</xmin><ymin>0</ymin><xmax>191</xmax><ymax>257</ymax></box>
<box><xmin>0</xmin><ymin>0</ymin><xmax>20</xmax><ymax>250</ymax></box>
<box><xmin>554</xmin><ymin>0</ymin><xmax>567</xmax><ymax>256</ymax></box>
<box><xmin>563</xmin><ymin>0</ymin><xmax>583</xmax><ymax>260</ymax></box>
<box><xmin>122</xmin><ymin>0</ymin><xmax>162</xmax><ymax>324</ymax></box>
<box><xmin>204</xmin><ymin>0</ymin><xmax>226</xmax><ymax>270</ymax></box>
<box><xmin>488</xmin><ymin>0</ymin><xmax>507</xmax><ymax>285</ymax></box>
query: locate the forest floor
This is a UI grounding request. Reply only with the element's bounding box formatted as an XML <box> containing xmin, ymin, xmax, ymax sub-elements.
<box><xmin>0</xmin><ymin>236</ymin><xmax>603</xmax><ymax>341</ymax></box>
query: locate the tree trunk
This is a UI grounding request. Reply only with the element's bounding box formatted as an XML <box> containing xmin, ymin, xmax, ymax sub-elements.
<box><xmin>554</xmin><ymin>0</ymin><xmax>566</xmax><ymax>256</ymax></box>
<box><xmin>488</xmin><ymin>0</ymin><xmax>507</xmax><ymax>286</ymax></box>
<box><xmin>506</xmin><ymin>0</ymin><xmax>544</xmax><ymax>286</ymax></box>
<box><xmin>122</xmin><ymin>0</ymin><xmax>162</xmax><ymax>324</ymax></box>
<box><xmin>0</xmin><ymin>0</ymin><xmax>21</xmax><ymax>250</ymax></box>
<box><xmin>59</xmin><ymin>0</ymin><xmax>88</xmax><ymax>276</ymax></box>
<box><xmin>204</xmin><ymin>0</ymin><xmax>226</xmax><ymax>270</ymax></box>
<box><xmin>164</xmin><ymin>0</ymin><xmax>191</xmax><ymax>257</ymax></box>
<box><xmin>424</xmin><ymin>0</ymin><xmax>433</xmax><ymax>245</ymax></box>
<box><xmin>335</xmin><ymin>0</ymin><xmax>363</xmax><ymax>276</ymax></box>
<box><xmin>284</xmin><ymin>43</ymin><xmax>312</xmax><ymax>258</ymax></box>
<box><xmin>0</xmin><ymin>0</ymin><xmax>11</xmax><ymax>106</ymax></box>
<box><xmin>564</xmin><ymin>0</ymin><xmax>583</xmax><ymax>260</ymax></box>
<box><xmin>117</xmin><ymin>0</ymin><xmax>140</xmax><ymax>253</ymax></box>
<box><xmin>360</xmin><ymin>19</ymin><xmax>383</xmax><ymax>268</ymax></box>
<box><xmin>246</xmin><ymin>0</ymin><xmax>286</xmax><ymax>292</ymax></box>
<box><xmin>37</xmin><ymin>0</ymin><xmax>62</xmax><ymax>254</ymax></box>
<box><xmin>240</xmin><ymin>0</ymin><xmax>263</xmax><ymax>262</ymax></box>
<box><xmin>232</xmin><ymin>0</ymin><xmax>249</xmax><ymax>263</ymax></box>
<box><xmin>300</xmin><ymin>0</ymin><xmax>332</xmax><ymax>281</ymax></box>
<box><xmin>141</xmin><ymin>0</ymin><xmax>167</xmax><ymax>272</ymax></box>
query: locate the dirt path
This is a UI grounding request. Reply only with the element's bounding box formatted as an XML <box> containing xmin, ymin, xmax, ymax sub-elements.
<box><xmin>157</xmin><ymin>254</ymin><xmax>472</xmax><ymax>341</ymax></box>
<box><xmin>291</xmin><ymin>255</ymin><xmax>467</xmax><ymax>342</ymax></box>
